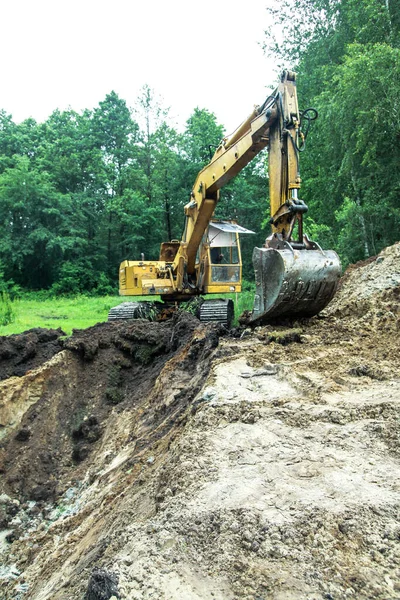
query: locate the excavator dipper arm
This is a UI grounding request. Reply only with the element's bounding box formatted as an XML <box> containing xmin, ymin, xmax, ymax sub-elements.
<box><xmin>251</xmin><ymin>71</ymin><xmax>341</xmax><ymax>323</ymax></box>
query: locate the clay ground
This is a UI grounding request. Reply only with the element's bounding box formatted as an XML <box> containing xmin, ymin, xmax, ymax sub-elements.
<box><xmin>0</xmin><ymin>243</ymin><xmax>399</xmax><ymax>600</ymax></box>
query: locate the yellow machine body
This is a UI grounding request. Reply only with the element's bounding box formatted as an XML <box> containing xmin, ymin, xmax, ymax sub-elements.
<box><xmin>112</xmin><ymin>70</ymin><xmax>341</xmax><ymax>325</ymax></box>
<box><xmin>119</xmin><ymin>220</ymin><xmax>243</xmax><ymax>299</ymax></box>
<box><xmin>119</xmin><ymin>261</ymin><xmax>172</xmax><ymax>297</ymax></box>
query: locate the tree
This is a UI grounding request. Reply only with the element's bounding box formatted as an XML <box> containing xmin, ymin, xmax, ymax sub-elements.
<box><xmin>149</xmin><ymin>122</ymin><xmax>187</xmax><ymax>242</ymax></box>
<box><xmin>92</xmin><ymin>91</ymin><xmax>140</xmax><ymax>273</ymax></box>
<box><xmin>263</xmin><ymin>0</ymin><xmax>400</xmax><ymax>266</ymax></box>
<box><xmin>183</xmin><ymin>107</ymin><xmax>225</xmax><ymax>178</ymax></box>
<box><xmin>305</xmin><ymin>43</ymin><xmax>400</xmax><ymax>262</ymax></box>
<box><xmin>0</xmin><ymin>113</ymin><xmax>41</xmax><ymax>173</ymax></box>
<box><xmin>133</xmin><ymin>86</ymin><xmax>185</xmax><ymax>255</ymax></box>
<box><xmin>0</xmin><ymin>156</ymin><xmax>75</xmax><ymax>288</ymax></box>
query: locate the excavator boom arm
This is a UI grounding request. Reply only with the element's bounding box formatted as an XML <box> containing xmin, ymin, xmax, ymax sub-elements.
<box><xmin>175</xmin><ymin>102</ymin><xmax>278</xmax><ymax>275</ymax></box>
<box><xmin>174</xmin><ymin>71</ymin><xmax>303</xmax><ymax>278</ymax></box>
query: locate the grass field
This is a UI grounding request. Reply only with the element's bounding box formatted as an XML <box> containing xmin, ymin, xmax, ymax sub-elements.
<box><xmin>0</xmin><ymin>291</ymin><xmax>255</xmax><ymax>337</ymax></box>
<box><xmin>0</xmin><ymin>295</ymin><xmax>124</xmax><ymax>336</ymax></box>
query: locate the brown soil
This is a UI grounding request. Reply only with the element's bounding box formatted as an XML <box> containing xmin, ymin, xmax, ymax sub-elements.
<box><xmin>0</xmin><ymin>314</ymin><xmax>219</xmax><ymax>503</ymax></box>
<box><xmin>0</xmin><ymin>243</ymin><xmax>399</xmax><ymax>600</ymax></box>
<box><xmin>0</xmin><ymin>328</ymin><xmax>64</xmax><ymax>381</ymax></box>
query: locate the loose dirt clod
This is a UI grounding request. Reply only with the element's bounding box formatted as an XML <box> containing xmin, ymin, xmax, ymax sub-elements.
<box><xmin>0</xmin><ymin>244</ymin><xmax>399</xmax><ymax>600</ymax></box>
<box><xmin>84</xmin><ymin>567</ymin><xmax>120</xmax><ymax>600</ymax></box>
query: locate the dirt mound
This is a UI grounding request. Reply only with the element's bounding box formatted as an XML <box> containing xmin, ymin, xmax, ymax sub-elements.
<box><xmin>327</xmin><ymin>242</ymin><xmax>400</xmax><ymax>323</ymax></box>
<box><xmin>0</xmin><ymin>248</ymin><xmax>400</xmax><ymax>600</ymax></box>
<box><xmin>0</xmin><ymin>314</ymin><xmax>220</xmax><ymax>506</ymax></box>
<box><xmin>0</xmin><ymin>328</ymin><xmax>64</xmax><ymax>381</ymax></box>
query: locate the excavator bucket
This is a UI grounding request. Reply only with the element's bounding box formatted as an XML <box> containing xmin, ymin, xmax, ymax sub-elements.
<box><xmin>251</xmin><ymin>242</ymin><xmax>341</xmax><ymax>323</ymax></box>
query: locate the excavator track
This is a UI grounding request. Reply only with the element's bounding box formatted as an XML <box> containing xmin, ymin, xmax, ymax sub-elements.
<box><xmin>109</xmin><ymin>299</ymin><xmax>234</xmax><ymax>327</ymax></box>
<box><xmin>199</xmin><ymin>299</ymin><xmax>234</xmax><ymax>328</ymax></box>
<box><xmin>108</xmin><ymin>302</ymin><xmax>159</xmax><ymax>321</ymax></box>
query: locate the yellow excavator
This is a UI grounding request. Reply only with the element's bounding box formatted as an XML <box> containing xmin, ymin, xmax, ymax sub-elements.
<box><xmin>108</xmin><ymin>71</ymin><xmax>341</xmax><ymax>326</ymax></box>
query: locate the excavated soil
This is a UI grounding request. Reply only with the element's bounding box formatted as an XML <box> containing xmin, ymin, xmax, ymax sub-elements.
<box><xmin>0</xmin><ymin>314</ymin><xmax>219</xmax><ymax>503</ymax></box>
<box><xmin>0</xmin><ymin>328</ymin><xmax>64</xmax><ymax>381</ymax></box>
<box><xmin>0</xmin><ymin>243</ymin><xmax>399</xmax><ymax>600</ymax></box>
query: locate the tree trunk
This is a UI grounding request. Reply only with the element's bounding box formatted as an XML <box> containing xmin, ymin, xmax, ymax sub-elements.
<box><xmin>107</xmin><ymin>209</ymin><xmax>113</xmax><ymax>268</ymax></box>
<box><xmin>165</xmin><ymin>194</ymin><xmax>172</xmax><ymax>241</ymax></box>
<box><xmin>351</xmin><ymin>172</ymin><xmax>369</xmax><ymax>258</ymax></box>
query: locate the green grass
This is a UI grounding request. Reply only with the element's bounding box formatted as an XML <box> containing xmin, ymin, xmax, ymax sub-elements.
<box><xmin>0</xmin><ymin>289</ymin><xmax>256</xmax><ymax>337</ymax></box>
<box><xmin>231</xmin><ymin>290</ymin><xmax>254</xmax><ymax>321</ymax></box>
<box><xmin>0</xmin><ymin>295</ymin><xmax>126</xmax><ymax>336</ymax></box>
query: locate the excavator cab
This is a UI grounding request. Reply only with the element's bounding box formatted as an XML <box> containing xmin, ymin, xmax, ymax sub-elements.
<box><xmin>196</xmin><ymin>220</ymin><xmax>254</xmax><ymax>293</ymax></box>
<box><xmin>191</xmin><ymin>220</ymin><xmax>253</xmax><ymax>326</ymax></box>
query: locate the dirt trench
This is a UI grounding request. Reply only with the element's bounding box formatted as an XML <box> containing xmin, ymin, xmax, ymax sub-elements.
<box><xmin>0</xmin><ymin>243</ymin><xmax>399</xmax><ymax>600</ymax></box>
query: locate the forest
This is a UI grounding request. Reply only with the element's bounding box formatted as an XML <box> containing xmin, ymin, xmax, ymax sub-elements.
<box><xmin>0</xmin><ymin>0</ymin><xmax>399</xmax><ymax>296</ymax></box>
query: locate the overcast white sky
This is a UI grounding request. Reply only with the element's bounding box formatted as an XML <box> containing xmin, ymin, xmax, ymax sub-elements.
<box><xmin>1</xmin><ymin>0</ymin><xmax>279</xmax><ymax>134</ymax></box>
